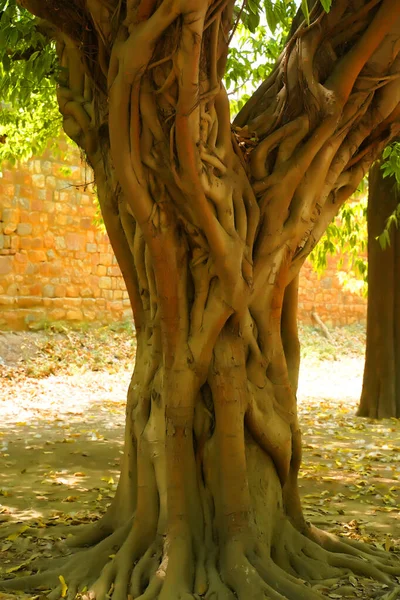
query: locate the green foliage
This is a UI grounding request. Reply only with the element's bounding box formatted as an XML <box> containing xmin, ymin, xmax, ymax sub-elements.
<box><xmin>0</xmin><ymin>0</ymin><xmax>61</xmax><ymax>164</ymax></box>
<box><xmin>227</xmin><ymin>2</ymin><xmax>296</xmax><ymax>115</ymax></box>
<box><xmin>227</xmin><ymin>1</ymin><xmax>334</xmax><ymax>115</ymax></box>
<box><xmin>309</xmin><ymin>194</ymin><xmax>368</xmax><ymax>296</ymax></box>
<box><xmin>0</xmin><ymin>0</ymin><xmax>334</xmax><ymax>164</ymax></box>
<box><xmin>377</xmin><ymin>143</ymin><xmax>400</xmax><ymax>249</ymax></box>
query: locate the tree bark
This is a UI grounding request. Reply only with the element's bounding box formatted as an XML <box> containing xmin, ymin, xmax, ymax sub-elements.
<box><xmin>358</xmin><ymin>159</ymin><xmax>400</xmax><ymax>418</ymax></box>
<box><xmin>3</xmin><ymin>1</ymin><xmax>400</xmax><ymax>598</ymax></box>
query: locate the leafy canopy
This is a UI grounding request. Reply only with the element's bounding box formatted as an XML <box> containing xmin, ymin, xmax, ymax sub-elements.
<box><xmin>0</xmin><ymin>0</ymin><xmax>334</xmax><ymax>163</ymax></box>
<box><xmin>0</xmin><ymin>0</ymin><xmax>61</xmax><ymax>163</ymax></box>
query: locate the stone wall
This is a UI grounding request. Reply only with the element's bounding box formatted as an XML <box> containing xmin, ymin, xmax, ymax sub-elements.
<box><xmin>299</xmin><ymin>259</ymin><xmax>366</xmax><ymax>327</ymax></box>
<box><xmin>0</xmin><ymin>139</ymin><xmax>131</xmax><ymax>330</ymax></box>
<box><xmin>0</xmin><ymin>139</ymin><xmax>367</xmax><ymax>330</ymax></box>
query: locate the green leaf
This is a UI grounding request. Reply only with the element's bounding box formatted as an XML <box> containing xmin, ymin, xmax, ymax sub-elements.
<box><xmin>301</xmin><ymin>0</ymin><xmax>310</xmax><ymax>25</ymax></box>
<box><xmin>319</xmin><ymin>0</ymin><xmax>332</xmax><ymax>12</ymax></box>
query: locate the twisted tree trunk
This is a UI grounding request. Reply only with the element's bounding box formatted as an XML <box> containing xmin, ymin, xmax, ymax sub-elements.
<box><xmin>358</xmin><ymin>159</ymin><xmax>400</xmax><ymax>418</ymax></box>
<box><xmin>4</xmin><ymin>0</ymin><xmax>400</xmax><ymax>598</ymax></box>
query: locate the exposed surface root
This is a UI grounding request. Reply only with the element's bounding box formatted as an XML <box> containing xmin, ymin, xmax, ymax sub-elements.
<box><xmin>2</xmin><ymin>522</ymin><xmax>400</xmax><ymax>600</ymax></box>
<box><xmin>309</xmin><ymin>525</ymin><xmax>400</xmax><ymax>567</ymax></box>
<box><xmin>0</xmin><ymin>522</ymin><xmax>131</xmax><ymax>599</ymax></box>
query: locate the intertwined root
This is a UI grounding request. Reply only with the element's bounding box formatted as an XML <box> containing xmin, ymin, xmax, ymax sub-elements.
<box><xmin>1</xmin><ymin>517</ymin><xmax>400</xmax><ymax>600</ymax></box>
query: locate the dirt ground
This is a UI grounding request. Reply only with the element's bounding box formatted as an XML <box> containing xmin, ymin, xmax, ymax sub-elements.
<box><xmin>0</xmin><ymin>324</ymin><xmax>399</xmax><ymax>598</ymax></box>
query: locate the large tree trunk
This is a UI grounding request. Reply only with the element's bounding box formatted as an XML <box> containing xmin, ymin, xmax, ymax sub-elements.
<box><xmin>358</xmin><ymin>160</ymin><xmax>400</xmax><ymax>418</ymax></box>
<box><xmin>4</xmin><ymin>1</ymin><xmax>400</xmax><ymax>598</ymax></box>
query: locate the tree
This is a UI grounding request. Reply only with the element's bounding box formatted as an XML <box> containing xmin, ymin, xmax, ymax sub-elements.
<box><xmin>309</xmin><ymin>140</ymin><xmax>400</xmax><ymax>420</ymax></box>
<box><xmin>3</xmin><ymin>1</ymin><xmax>400</xmax><ymax>599</ymax></box>
<box><xmin>358</xmin><ymin>153</ymin><xmax>400</xmax><ymax>418</ymax></box>
<box><xmin>0</xmin><ymin>1</ymin><xmax>61</xmax><ymax>163</ymax></box>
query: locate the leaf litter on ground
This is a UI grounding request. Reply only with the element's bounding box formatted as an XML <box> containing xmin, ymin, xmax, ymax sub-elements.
<box><xmin>0</xmin><ymin>322</ymin><xmax>399</xmax><ymax>599</ymax></box>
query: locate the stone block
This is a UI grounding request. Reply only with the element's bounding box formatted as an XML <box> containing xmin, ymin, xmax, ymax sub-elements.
<box><xmin>31</xmin><ymin>199</ymin><xmax>44</xmax><ymax>212</ymax></box>
<box><xmin>49</xmin><ymin>308</ymin><xmax>66</xmax><ymax>320</ymax></box>
<box><xmin>28</xmin><ymin>250</ymin><xmax>46</xmax><ymax>262</ymax></box>
<box><xmin>18</xmin><ymin>296</ymin><xmax>40</xmax><ymax>308</ymax></box>
<box><xmin>7</xmin><ymin>283</ymin><xmax>19</xmax><ymax>295</ymax></box>
<box><xmin>83</xmin><ymin>310</ymin><xmax>96</xmax><ymax>321</ymax></box>
<box><xmin>55</xmin><ymin>214</ymin><xmax>68</xmax><ymax>226</ymax></box>
<box><xmin>17</xmin><ymin>196</ymin><xmax>31</xmax><ymax>210</ymax></box>
<box><xmin>1</xmin><ymin>169</ymin><xmax>13</xmax><ymax>182</ymax></box>
<box><xmin>64</xmin><ymin>298</ymin><xmax>82</xmax><ymax>308</ymax></box>
<box><xmin>320</xmin><ymin>277</ymin><xmax>332</xmax><ymax>289</ymax></box>
<box><xmin>46</xmin><ymin>175</ymin><xmax>57</xmax><ymax>189</ymax></box>
<box><xmin>31</xmin><ymin>238</ymin><xmax>43</xmax><ymax>249</ymax></box>
<box><xmin>0</xmin><ymin>256</ymin><xmax>12</xmax><ymax>275</ymax></box>
<box><xmin>101</xmin><ymin>289</ymin><xmax>113</xmax><ymax>300</ymax></box>
<box><xmin>86</xmin><ymin>243</ymin><xmax>97</xmax><ymax>253</ymax></box>
<box><xmin>0</xmin><ymin>295</ymin><xmax>15</xmax><ymax>306</ymax></box>
<box><xmin>32</xmin><ymin>174</ymin><xmax>45</xmax><ymax>189</ymax></box>
<box><xmin>28</xmin><ymin>212</ymin><xmax>41</xmax><ymax>225</ymax></box>
<box><xmin>97</xmin><ymin>265</ymin><xmax>107</xmax><ymax>276</ymax></box>
<box><xmin>80</xmin><ymin>217</ymin><xmax>92</xmax><ymax>230</ymax></box>
<box><xmin>107</xmin><ymin>266</ymin><xmax>121</xmax><ymax>277</ymax></box>
<box><xmin>10</xmin><ymin>236</ymin><xmax>19</xmax><ymax>250</ymax></box>
<box><xmin>99</xmin><ymin>253</ymin><xmax>112</xmax><ymax>266</ymax></box>
<box><xmin>80</xmin><ymin>287</ymin><xmax>93</xmax><ymax>298</ymax></box>
<box><xmin>66</xmin><ymin>285</ymin><xmax>79</xmax><ymax>297</ymax></box>
<box><xmin>43</xmin><ymin>284</ymin><xmax>55</xmax><ymax>298</ymax></box>
<box><xmin>19</xmin><ymin>238</ymin><xmax>33</xmax><ymax>250</ymax></box>
<box><xmin>43</xmin><ymin>201</ymin><xmax>55</xmax><ymax>214</ymax></box>
<box><xmin>39</xmin><ymin>263</ymin><xmax>51</xmax><ymax>276</ymax></box>
<box><xmin>55</xmin><ymin>285</ymin><xmax>66</xmax><ymax>297</ymax></box>
<box><xmin>55</xmin><ymin>237</ymin><xmax>66</xmax><ymax>251</ymax></box>
<box><xmin>66</xmin><ymin>309</ymin><xmax>83</xmax><ymax>321</ymax></box>
<box><xmin>29</xmin><ymin>284</ymin><xmax>42</xmax><ymax>296</ymax></box>
<box><xmin>41</xmin><ymin>161</ymin><xmax>52</xmax><ymax>175</ymax></box>
<box><xmin>99</xmin><ymin>276</ymin><xmax>112</xmax><ymax>290</ymax></box>
<box><xmin>25</xmin><ymin>310</ymin><xmax>47</xmax><ymax>328</ymax></box>
<box><xmin>2</xmin><ymin>184</ymin><xmax>15</xmax><ymax>197</ymax></box>
<box><xmin>80</xmin><ymin>194</ymin><xmax>91</xmax><ymax>205</ymax></box>
<box><xmin>14</xmin><ymin>252</ymin><xmax>27</xmax><ymax>264</ymax></box>
<box><xmin>17</xmin><ymin>223</ymin><xmax>33</xmax><ymax>236</ymax></box>
<box><xmin>65</xmin><ymin>233</ymin><xmax>85</xmax><ymax>251</ymax></box>
<box><xmin>3</xmin><ymin>207</ymin><xmax>19</xmax><ymax>234</ymax></box>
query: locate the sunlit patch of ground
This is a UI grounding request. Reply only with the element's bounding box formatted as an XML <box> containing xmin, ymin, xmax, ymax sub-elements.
<box><xmin>0</xmin><ymin>323</ymin><xmax>399</xmax><ymax>598</ymax></box>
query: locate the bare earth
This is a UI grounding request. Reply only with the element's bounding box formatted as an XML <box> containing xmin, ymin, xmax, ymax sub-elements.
<box><xmin>0</xmin><ymin>326</ymin><xmax>399</xmax><ymax>597</ymax></box>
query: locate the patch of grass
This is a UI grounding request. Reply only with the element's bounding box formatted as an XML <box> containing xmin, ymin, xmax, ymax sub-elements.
<box><xmin>300</xmin><ymin>323</ymin><xmax>366</xmax><ymax>362</ymax></box>
<box><xmin>23</xmin><ymin>321</ymin><xmax>136</xmax><ymax>378</ymax></box>
<box><xmin>1</xmin><ymin>321</ymin><xmax>365</xmax><ymax>379</ymax></box>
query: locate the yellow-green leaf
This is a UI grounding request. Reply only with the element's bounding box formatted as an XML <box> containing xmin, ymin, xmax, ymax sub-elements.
<box><xmin>59</xmin><ymin>575</ymin><xmax>68</xmax><ymax>598</ymax></box>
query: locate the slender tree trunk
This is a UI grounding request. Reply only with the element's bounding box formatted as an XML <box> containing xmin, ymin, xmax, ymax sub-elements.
<box><xmin>3</xmin><ymin>1</ymin><xmax>400</xmax><ymax>599</ymax></box>
<box><xmin>358</xmin><ymin>160</ymin><xmax>400</xmax><ymax>418</ymax></box>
